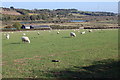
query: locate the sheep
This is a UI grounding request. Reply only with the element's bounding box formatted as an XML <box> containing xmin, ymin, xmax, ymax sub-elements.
<box><xmin>81</xmin><ymin>31</ymin><xmax>85</xmax><ymax>34</ymax></box>
<box><xmin>11</xmin><ymin>32</ymin><xmax>14</xmax><ymax>33</ymax></box>
<box><xmin>57</xmin><ymin>31</ymin><xmax>59</xmax><ymax>34</ymax></box>
<box><xmin>70</xmin><ymin>32</ymin><xmax>76</xmax><ymax>37</ymax></box>
<box><xmin>37</xmin><ymin>32</ymin><xmax>40</xmax><ymax>35</ymax></box>
<box><xmin>74</xmin><ymin>29</ymin><xmax>76</xmax><ymax>31</ymax></box>
<box><xmin>21</xmin><ymin>36</ymin><xmax>30</xmax><ymax>43</ymax></box>
<box><xmin>23</xmin><ymin>33</ymin><xmax>26</xmax><ymax>36</ymax></box>
<box><xmin>89</xmin><ymin>30</ymin><xmax>92</xmax><ymax>32</ymax></box>
<box><xmin>6</xmin><ymin>34</ymin><xmax>10</xmax><ymax>39</ymax></box>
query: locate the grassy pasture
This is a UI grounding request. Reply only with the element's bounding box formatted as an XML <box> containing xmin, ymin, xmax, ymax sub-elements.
<box><xmin>2</xmin><ymin>29</ymin><xmax>118</xmax><ymax>78</ymax></box>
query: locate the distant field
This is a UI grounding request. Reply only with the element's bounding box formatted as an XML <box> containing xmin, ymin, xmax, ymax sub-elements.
<box><xmin>1</xmin><ymin>10</ymin><xmax>21</xmax><ymax>15</ymax></box>
<box><xmin>2</xmin><ymin>29</ymin><xmax>118</xmax><ymax>78</ymax></box>
<box><xmin>28</xmin><ymin>13</ymin><xmax>40</xmax><ymax>15</ymax></box>
<box><xmin>71</xmin><ymin>13</ymin><xmax>87</xmax><ymax>16</ymax></box>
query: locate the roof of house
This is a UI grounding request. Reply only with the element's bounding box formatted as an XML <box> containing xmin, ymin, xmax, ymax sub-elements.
<box><xmin>31</xmin><ymin>25</ymin><xmax>50</xmax><ymax>28</ymax></box>
<box><xmin>22</xmin><ymin>25</ymin><xmax>30</xmax><ymax>27</ymax></box>
<box><xmin>25</xmin><ymin>26</ymin><xmax>30</xmax><ymax>27</ymax></box>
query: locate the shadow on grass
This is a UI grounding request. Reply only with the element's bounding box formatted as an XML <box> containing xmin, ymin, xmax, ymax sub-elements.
<box><xmin>10</xmin><ymin>42</ymin><xmax>21</xmax><ymax>44</ymax></box>
<box><xmin>62</xmin><ymin>36</ymin><xmax>71</xmax><ymax>38</ymax></box>
<box><xmin>43</xmin><ymin>59</ymin><xmax>120</xmax><ymax>79</ymax></box>
<box><xmin>2</xmin><ymin>59</ymin><xmax>120</xmax><ymax>80</ymax></box>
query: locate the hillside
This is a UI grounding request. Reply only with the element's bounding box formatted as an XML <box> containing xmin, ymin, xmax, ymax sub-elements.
<box><xmin>1</xmin><ymin>10</ymin><xmax>21</xmax><ymax>15</ymax></box>
<box><xmin>1</xmin><ymin>8</ymin><xmax>116</xmax><ymax>18</ymax></box>
<box><xmin>1</xmin><ymin>7</ymin><xmax>118</xmax><ymax>29</ymax></box>
<box><xmin>1</xmin><ymin>8</ymin><xmax>21</xmax><ymax>15</ymax></box>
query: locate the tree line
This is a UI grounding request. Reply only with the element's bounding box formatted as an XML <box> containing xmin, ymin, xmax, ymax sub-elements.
<box><xmin>1</xmin><ymin>7</ymin><xmax>117</xmax><ymax>21</ymax></box>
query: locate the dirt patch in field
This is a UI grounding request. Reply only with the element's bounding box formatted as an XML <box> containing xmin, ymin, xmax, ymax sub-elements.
<box><xmin>12</xmin><ymin>49</ymin><xmax>81</xmax><ymax>65</ymax></box>
<box><xmin>1</xmin><ymin>61</ymin><xmax>7</xmax><ymax>66</ymax></box>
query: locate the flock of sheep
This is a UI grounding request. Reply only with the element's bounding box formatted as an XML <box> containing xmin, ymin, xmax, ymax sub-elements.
<box><xmin>70</xmin><ymin>29</ymin><xmax>92</xmax><ymax>37</ymax></box>
<box><xmin>4</xmin><ymin>32</ymin><xmax>31</xmax><ymax>43</ymax></box>
<box><xmin>3</xmin><ymin>29</ymin><xmax>94</xmax><ymax>43</ymax></box>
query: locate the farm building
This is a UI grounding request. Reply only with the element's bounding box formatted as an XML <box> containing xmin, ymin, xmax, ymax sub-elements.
<box><xmin>21</xmin><ymin>25</ymin><xmax>32</xmax><ymax>29</ymax></box>
<box><xmin>31</xmin><ymin>25</ymin><xmax>51</xmax><ymax>29</ymax></box>
<box><xmin>21</xmin><ymin>25</ymin><xmax>51</xmax><ymax>30</ymax></box>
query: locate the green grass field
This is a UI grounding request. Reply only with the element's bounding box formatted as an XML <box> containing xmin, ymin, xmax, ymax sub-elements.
<box><xmin>2</xmin><ymin>29</ymin><xmax>119</xmax><ymax>78</ymax></box>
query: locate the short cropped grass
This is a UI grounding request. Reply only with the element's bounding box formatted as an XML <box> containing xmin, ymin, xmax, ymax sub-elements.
<box><xmin>2</xmin><ymin>29</ymin><xmax>118</xmax><ymax>78</ymax></box>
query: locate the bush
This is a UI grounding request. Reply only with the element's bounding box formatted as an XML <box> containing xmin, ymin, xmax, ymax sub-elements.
<box><xmin>12</xmin><ymin>22</ymin><xmax>22</xmax><ymax>30</ymax></box>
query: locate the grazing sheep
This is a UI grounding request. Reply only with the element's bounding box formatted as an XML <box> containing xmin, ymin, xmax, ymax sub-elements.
<box><xmin>81</xmin><ymin>31</ymin><xmax>85</xmax><ymax>34</ymax></box>
<box><xmin>21</xmin><ymin>36</ymin><xmax>30</xmax><ymax>43</ymax></box>
<box><xmin>6</xmin><ymin>34</ymin><xmax>10</xmax><ymax>39</ymax></box>
<box><xmin>37</xmin><ymin>32</ymin><xmax>40</xmax><ymax>35</ymax></box>
<box><xmin>23</xmin><ymin>33</ymin><xmax>26</xmax><ymax>36</ymax></box>
<box><xmin>89</xmin><ymin>30</ymin><xmax>92</xmax><ymax>32</ymax></box>
<box><xmin>70</xmin><ymin>32</ymin><xmax>76</xmax><ymax>37</ymax></box>
<box><xmin>57</xmin><ymin>31</ymin><xmax>59</xmax><ymax>34</ymax></box>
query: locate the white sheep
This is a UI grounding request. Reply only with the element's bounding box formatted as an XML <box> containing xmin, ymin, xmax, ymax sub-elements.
<box><xmin>37</xmin><ymin>32</ymin><xmax>40</xmax><ymax>35</ymax></box>
<box><xmin>57</xmin><ymin>31</ymin><xmax>59</xmax><ymax>34</ymax></box>
<box><xmin>81</xmin><ymin>31</ymin><xmax>85</xmax><ymax>34</ymax></box>
<box><xmin>6</xmin><ymin>34</ymin><xmax>10</xmax><ymax>39</ymax></box>
<box><xmin>23</xmin><ymin>33</ymin><xmax>26</xmax><ymax>36</ymax></box>
<box><xmin>21</xmin><ymin>36</ymin><xmax>30</xmax><ymax>43</ymax></box>
<box><xmin>89</xmin><ymin>30</ymin><xmax>92</xmax><ymax>32</ymax></box>
<box><xmin>70</xmin><ymin>32</ymin><xmax>76</xmax><ymax>37</ymax></box>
